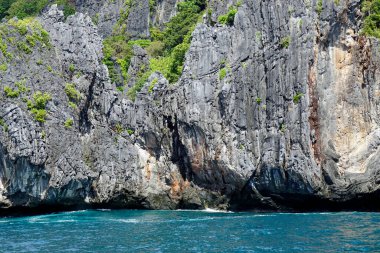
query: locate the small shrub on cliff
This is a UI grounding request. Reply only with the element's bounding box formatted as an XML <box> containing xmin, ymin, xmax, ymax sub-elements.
<box><xmin>0</xmin><ymin>118</ymin><xmax>8</xmax><ymax>132</ymax></box>
<box><xmin>280</xmin><ymin>36</ymin><xmax>290</xmax><ymax>48</ymax></box>
<box><xmin>0</xmin><ymin>63</ymin><xmax>7</xmax><ymax>71</ymax></box>
<box><xmin>4</xmin><ymin>86</ymin><xmax>20</xmax><ymax>98</ymax></box>
<box><xmin>65</xmin><ymin>83</ymin><xmax>81</xmax><ymax>102</ymax></box>
<box><xmin>293</xmin><ymin>92</ymin><xmax>303</xmax><ymax>104</ymax></box>
<box><xmin>256</xmin><ymin>97</ymin><xmax>262</xmax><ymax>104</ymax></box>
<box><xmin>316</xmin><ymin>0</ymin><xmax>323</xmax><ymax>15</ymax></box>
<box><xmin>27</xmin><ymin>91</ymin><xmax>52</xmax><ymax>123</ymax></box>
<box><xmin>64</xmin><ymin>118</ymin><xmax>73</xmax><ymax>128</ymax></box>
<box><xmin>218</xmin><ymin>8</ymin><xmax>238</xmax><ymax>26</ymax></box>
<box><xmin>219</xmin><ymin>68</ymin><xmax>227</xmax><ymax>80</ymax></box>
<box><xmin>69</xmin><ymin>63</ymin><xmax>75</xmax><ymax>72</ymax></box>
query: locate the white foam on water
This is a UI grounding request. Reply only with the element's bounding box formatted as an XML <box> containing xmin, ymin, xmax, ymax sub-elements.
<box><xmin>55</xmin><ymin>219</ymin><xmax>76</xmax><ymax>223</ymax></box>
<box><xmin>113</xmin><ymin>218</ymin><xmax>140</xmax><ymax>223</ymax></box>
<box><xmin>202</xmin><ymin>208</ymin><xmax>233</xmax><ymax>213</ymax></box>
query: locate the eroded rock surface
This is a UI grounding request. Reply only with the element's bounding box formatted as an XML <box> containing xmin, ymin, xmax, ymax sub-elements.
<box><xmin>1</xmin><ymin>0</ymin><xmax>380</xmax><ymax>214</ymax></box>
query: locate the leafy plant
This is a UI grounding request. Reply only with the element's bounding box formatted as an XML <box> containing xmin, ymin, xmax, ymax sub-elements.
<box><xmin>0</xmin><ymin>63</ymin><xmax>7</xmax><ymax>71</ymax></box>
<box><xmin>218</xmin><ymin>8</ymin><xmax>238</xmax><ymax>26</ymax></box>
<box><xmin>280</xmin><ymin>36</ymin><xmax>290</xmax><ymax>48</ymax></box>
<box><xmin>4</xmin><ymin>86</ymin><xmax>19</xmax><ymax>98</ymax></box>
<box><xmin>362</xmin><ymin>0</ymin><xmax>380</xmax><ymax>38</ymax></box>
<box><xmin>316</xmin><ymin>0</ymin><xmax>323</xmax><ymax>15</ymax></box>
<box><xmin>69</xmin><ymin>63</ymin><xmax>75</xmax><ymax>72</ymax></box>
<box><xmin>293</xmin><ymin>92</ymin><xmax>303</xmax><ymax>104</ymax></box>
<box><xmin>64</xmin><ymin>118</ymin><xmax>73</xmax><ymax>128</ymax></box>
<box><xmin>27</xmin><ymin>91</ymin><xmax>52</xmax><ymax>122</ymax></box>
<box><xmin>65</xmin><ymin>83</ymin><xmax>81</xmax><ymax>102</ymax></box>
<box><xmin>219</xmin><ymin>68</ymin><xmax>227</xmax><ymax>80</ymax></box>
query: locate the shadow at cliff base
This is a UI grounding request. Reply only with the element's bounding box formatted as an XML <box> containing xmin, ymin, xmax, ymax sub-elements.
<box><xmin>1</xmin><ymin>191</ymin><xmax>380</xmax><ymax>217</ymax></box>
<box><xmin>230</xmin><ymin>190</ymin><xmax>380</xmax><ymax>213</ymax></box>
<box><xmin>0</xmin><ymin>202</ymin><xmax>150</xmax><ymax>218</ymax></box>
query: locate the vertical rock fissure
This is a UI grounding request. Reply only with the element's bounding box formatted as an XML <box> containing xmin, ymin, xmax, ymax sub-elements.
<box><xmin>79</xmin><ymin>73</ymin><xmax>97</xmax><ymax>134</ymax></box>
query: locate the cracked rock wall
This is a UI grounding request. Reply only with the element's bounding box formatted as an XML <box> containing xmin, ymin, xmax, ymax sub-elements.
<box><xmin>1</xmin><ymin>0</ymin><xmax>380</xmax><ymax>213</ymax></box>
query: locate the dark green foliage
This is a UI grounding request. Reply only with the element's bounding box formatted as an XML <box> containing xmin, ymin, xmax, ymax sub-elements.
<box><xmin>0</xmin><ymin>0</ymin><xmax>75</xmax><ymax>19</ymax></box>
<box><xmin>256</xmin><ymin>97</ymin><xmax>262</xmax><ymax>104</ymax></box>
<box><xmin>104</xmin><ymin>0</ymin><xmax>205</xmax><ymax>100</ymax></box>
<box><xmin>54</xmin><ymin>0</ymin><xmax>75</xmax><ymax>18</ymax></box>
<box><xmin>7</xmin><ymin>0</ymin><xmax>49</xmax><ymax>19</ymax></box>
<box><xmin>218</xmin><ymin>8</ymin><xmax>237</xmax><ymax>26</ymax></box>
<box><xmin>0</xmin><ymin>0</ymin><xmax>15</xmax><ymax>19</ymax></box>
<box><xmin>103</xmin><ymin>35</ymin><xmax>133</xmax><ymax>85</ymax></box>
<box><xmin>162</xmin><ymin>1</ymin><xmax>202</xmax><ymax>52</ymax></box>
<box><xmin>362</xmin><ymin>0</ymin><xmax>380</xmax><ymax>38</ymax></box>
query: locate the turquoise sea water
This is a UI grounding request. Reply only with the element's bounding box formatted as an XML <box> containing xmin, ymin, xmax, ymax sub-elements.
<box><xmin>0</xmin><ymin>210</ymin><xmax>379</xmax><ymax>252</ymax></box>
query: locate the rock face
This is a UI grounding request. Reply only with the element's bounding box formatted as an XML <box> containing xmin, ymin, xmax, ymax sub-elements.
<box><xmin>1</xmin><ymin>0</ymin><xmax>380</xmax><ymax>214</ymax></box>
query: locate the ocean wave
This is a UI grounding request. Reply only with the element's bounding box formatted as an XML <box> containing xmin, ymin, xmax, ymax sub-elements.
<box><xmin>112</xmin><ymin>218</ymin><xmax>140</xmax><ymax>223</ymax></box>
<box><xmin>202</xmin><ymin>208</ymin><xmax>233</xmax><ymax>213</ymax></box>
<box><xmin>55</xmin><ymin>219</ymin><xmax>76</xmax><ymax>223</ymax></box>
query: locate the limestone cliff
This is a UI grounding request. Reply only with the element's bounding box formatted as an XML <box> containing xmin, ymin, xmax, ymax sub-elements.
<box><xmin>0</xmin><ymin>0</ymin><xmax>380</xmax><ymax>215</ymax></box>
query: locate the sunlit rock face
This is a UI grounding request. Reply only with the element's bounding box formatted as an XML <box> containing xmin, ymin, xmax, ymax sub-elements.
<box><xmin>0</xmin><ymin>0</ymin><xmax>380</xmax><ymax>214</ymax></box>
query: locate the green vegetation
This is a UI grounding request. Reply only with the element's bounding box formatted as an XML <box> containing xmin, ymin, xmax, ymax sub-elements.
<box><xmin>362</xmin><ymin>0</ymin><xmax>380</xmax><ymax>38</ymax></box>
<box><xmin>69</xmin><ymin>63</ymin><xmax>75</xmax><ymax>72</ymax></box>
<box><xmin>0</xmin><ymin>117</ymin><xmax>8</xmax><ymax>132</ymax></box>
<box><xmin>280</xmin><ymin>36</ymin><xmax>290</xmax><ymax>48</ymax></box>
<box><xmin>316</xmin><ymin>0</ymin><xmax>323</xmax><ymax>15</ymax></box>
<box><xmin>148</xmin><ymin>77</ymin><xmax>158</xmax><ymax>93</ymax></box>
<box><xmin>103</xmin><ymin>35</ymin><xmax>133</xmax><ymax>85</ymax></box>
<box><xmin>0</xmin><ymin>18</ymin><xmax>50</xmax><ymax>58</ymax></box>
<box><xmin>27</xmin><ymin>91</ymin><xmax>52</xmax><ymax>122</ymax></box>
<box><xmin>115</xmin><ymin>123</ymin><xmax>123</xmax><ymax>134</ymax></box>
<box><xmin>0</xmin><ymin>0</ymin><xmax>75</xmax><ymax>19</ymax></box>
<box><xmin>3</xmin><ymin>80</ymin><xmax>28</xmax><ymax>98</ymax></box>
<box><xmin>92</xmin><ymin>13</ymin><xmax>99</xmax><ymax>25</ymax></box>
<box><xmin>64</xmin><ymin>118</ymin><xmax>73</xmax><ymax>128</ymax></box>
<box><xmin>4</xmin><ymin>85</ymin><xmax>19</xmax><ymax>98</ymax></box>
<box><xmin>256</xmin><ymin>97</ymin><xmax>262</xmax><ymax>104</ymax></box>
<box><xmin>293</xmin><ymin>92</ymin><xmax>303</xmax><ymax>104</ymax></box>
<box><xmin>54</xmin><ymin>0</ymin><xmax>75</xmax><ymax>18</ymax></box>
<box><xmin>65</xmin><ymin>83</ymin><xmax>81</xmax><ymax>102</ymax></box>
<box><xmin>218</xmin><ymin>7</ymin><xmax>238</xmax><ymax>26</ymax></box>
<box><xmin>68</xmin><ymin>101</ymin><xmax>77</xmax><ymax>109</ymax></box>
<box><xmin>0</xmin><ymin>63</ymin><xmax>7</xmax><ymax>71</ymax></box>
<box><xmin>17</xmin><ymin>41</ymin><xmax>32</xmax><ymax>53</ymax></box>
<box><xmin>219</xmin><ymin>68</ymin><xmax>227</xmax><ymax>80</ymax></box>
<box><xmin>104</xmin><ymin>0</ymin><xmax>206</xmax><ymax>101</ymax></box>
<box><xmin>127</xmin><ymin>129</ymin><xmax>134</xmax><ymax>135</ymax></box>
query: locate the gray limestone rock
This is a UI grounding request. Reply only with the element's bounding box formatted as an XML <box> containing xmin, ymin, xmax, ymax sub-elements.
<box><xmin>1</xmin><ymin>0</ymin><xmax>380</xmax><ymax>214</ymax></box>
